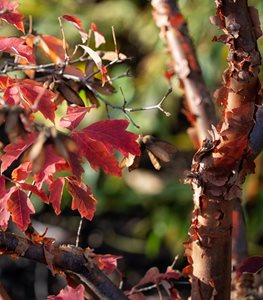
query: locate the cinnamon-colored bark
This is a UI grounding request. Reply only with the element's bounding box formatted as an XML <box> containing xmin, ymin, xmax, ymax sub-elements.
<box><xmin>185</xmin><ymin>0</ymin><xmax>261</xmax><ymax>299</ymax></box>
<box><xmin>151</xmin><ymin>0</ymin><xmax>216</xmax><ymax>145</ymax></box>
<box><xmin>0</xmin><ymin>232</ymin><xmax>127</xmax><ymax>300</ymax></box>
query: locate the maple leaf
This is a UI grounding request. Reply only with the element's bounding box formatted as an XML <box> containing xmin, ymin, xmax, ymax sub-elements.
<box><xmin>71</xmin><ymin>130</ymin><xmax>121</xmax><ymax>176</ymax></box>
<box><xmin>0</xmin><ymin>75</ymin><xmax>15</xmax><ymax>89</ymax></box>
<box><xmin>0</xmin><ymin>0</ymin><xmax>24</xmax><ymax>32</ymax></box>
<box><xmin>0</xmin><ymin>175</ymin><xmax>10</xmax><ymax>230</ymax></box>
<box><xmin>48</xmin><ymin>177</ymin><xmax>65</xmax><ymax>215</ymax></box>
<box><xmin>0</xmin><ymin>37</ymin><xmax>35</xmax><ymax>63</ymax></box>
<box><xmin>4</xmin><ymin>80</ymin><xmax>57</xmax><ymax>122</ymax></box>
<box><xmin>12</xmin><ymin>161</ymin><xmax>32</xmax><ymax>182</ymax></box>
<box><xmin>82</xmin><ymin>119</ymin><xmax>140</xmax><ymax>156</ymax></box>
<box><xmin>19</xmin><ymin>183</ymin><xmax>49</xmax><ymax>203</ymax></box>
<box><xmin>7</xmin><ymin>188</ymin><xmax>35</xmax><ymax>231</ymax></box>
<box><xmin>62</xmin><ymin>15</ymin><xmax>88</xmax><ymax>43</ymax></box>
<box><xmin>91</xmin><ymin>22</ymin><xmax>106</xmax><ymax>48</ymax></box>
<box><xmin>71</xmin><ymin>120</ymin><xmax>139</xmax><ymax>176</ymax></box>
<box><xmin>59</xmin><ymin>105</ymin><xmax>94</xmax><ymax>130</ymax></box>
<box><xmin>67</xmin><ymin>177</ymin><xmax>97</xmax><ymax>220</ymax></box>
<box><xmin>33</xmin><ymin>145</ymin><xmax>68</xmax><ymax>188</ymax></box>
<box><xmin>93</xmin><ymin>254</ymin><xmax>122</xmax><ymax>274</ymax></box>
<box><xmin>47</xmin><ymin>284</ymin><xmax>85</xmax><ymax>300</ymax></box>
<box><xmin>1</xmin><ymin>133</ymin><xmax>37</xmax><ymax>173</ymax></box>
<box><xmin>36</xmin><ymin>34</ymin><xmax>65</xmax><ymax>63</ymax></box>
<box><xmin>236</xmin><ymin>256</ymin><xmax>263</xmax><ymax>279</ymax></box>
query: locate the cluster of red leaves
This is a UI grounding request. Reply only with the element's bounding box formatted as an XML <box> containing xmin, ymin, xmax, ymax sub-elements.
<box><xmin>0</xmin><ymin>1</ymin><xmax>142</xmax><ymax>299</ymax></box>
<box><xmin>0</xmin><ymin>1</ymin><xmax>140</xmax><ymax>234</ymax></box>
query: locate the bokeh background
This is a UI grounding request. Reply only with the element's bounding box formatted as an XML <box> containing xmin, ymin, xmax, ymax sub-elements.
<box><xmin>1</xmin><ymin>0</ymin><xmax>263</xmax><ymax>299</ymax></box>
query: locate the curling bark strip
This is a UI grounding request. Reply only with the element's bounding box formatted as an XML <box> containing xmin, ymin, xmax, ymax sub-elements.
<box><xmin>0</xmin><ymin>232</ymin><xmax>128</xmax><ymax>300</ymax></box>
<box><xmin>151</xmin><ymin>0</ymin><xmax>250</xmax><ymax>280</ymax></box>
<box><xmin>185</xmin><ymin>0</ymin><xmax>262</xmax><ymax>299</ymax></box>
<box><xmin>151</xmin><ymin>0</ymin><xmax>216</xmax><ymax>144</ymax></box>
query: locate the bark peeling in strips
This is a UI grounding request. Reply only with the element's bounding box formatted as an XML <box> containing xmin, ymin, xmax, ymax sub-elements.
<box><xmin>185</xmin><ymin>0</ymin><xmax>262</xmax><ymax>299</ymax></box>
<box><xmin>151</xmin><ymin>0</ymin><xmax>216</xmax><ymax>145</ymax></box>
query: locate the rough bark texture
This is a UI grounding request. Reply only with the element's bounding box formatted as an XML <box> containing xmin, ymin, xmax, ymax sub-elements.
<box><xmin>0</xmin><ymin>232</ymin><xmax>127</xmax><ymax>300</ymax></box>
<box><xmin>184</xmin><ymin>0</ymin><xmax>262</xmax><ymax>299</ymax></box>
<box><xmin>151</xmin><ymin>0</ymin><xmax>216</xmax><ymax>145</ymax></box>
<box><xmin>150</xmin><ymin>0</ymin><xmax>261</xmax><ymax>289</ymax></box>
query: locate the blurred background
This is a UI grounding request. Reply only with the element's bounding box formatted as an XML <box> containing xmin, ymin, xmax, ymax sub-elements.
<box><xmin>1</xmin><ymin>0</ymin><xmax>263</xmax><ymax>299</ymax></box>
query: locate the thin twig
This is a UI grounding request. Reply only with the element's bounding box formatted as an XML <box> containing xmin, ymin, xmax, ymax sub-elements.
<box><xmin>111</xmin><ymin>26</ymin><xmax>119</xmax><ymax>58</ymax></box>
<box><xmin>58</xmin><ymin>17</ymin><xmax>69</xmax><ymax>61</ymax></box>
<box><xmin>76</xmin><ymin>217</ymin><xmax>83</xmax><ymax>247</ymax></box>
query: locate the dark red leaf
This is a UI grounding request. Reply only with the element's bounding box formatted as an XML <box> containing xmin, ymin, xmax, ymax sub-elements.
<box><xmin>48</xmin><ymin>177</ymin><xmax>65</xmax><ymax>215</ymax></box>
<box><xmin>83</xmin><ymin>119</ymin><xmax>140</xmax><ymax>156</ymax></box>
<box><xmin>3</xmin><ymin>79</ymin><xmax>57</xmax><ymax>122</ymax></box>
<box><xmin>67</xmin><ymin>151</ymin><xmax>84</xmax><ymax>180</ymax></box>
<box><xmin>0</xmin><ymin>37</ymin><xmax>35</xmax><ymax>63</ymax></box>
<box><xmin>59</xmin><ymin>105</ymin><xmax>94</xmax><ymax>130</ymax></box>
<box><xmin>237</xmin><ymin>256</ymin><xmax>263</xmax><ymax>278</ymax></box>
<box><xmin>1</xmin><ymin>133</ymin><xmax>37</xmax><ymax>173</ymax></box>
<box><xmin>71</xmin><ymin>131</ymin><xmax>121</xmax><ymax>176</ymax></box>
<box><xmin>0</xmin><ymin>175</ymin><xmax>10</xmax><ymax>230</ymax></box>
<box><xmin>19</xmin><ymin>183</ymin><xmax>49</xmax><ymax>203</ymax></box>
<box><xmin>67</xmin><ymin>177</ymin><xmax>96</xmax><ymax>220</ymax></box>
<box><xmin>7</xmin><ymin>188</ymin><xmax>35</xmax><ymax>231</ymax></box>
<box><xmin>0</xmin><ymin>75</ymin><xmax>15</xmax><ymax>89</ymax></box>
<box><xmin>33</xmin><ymin>145</ymin><xmax>68</xmax><ymax>188</ymax></box>
<box><xmin>47</xmin><ymin>284</ymin><xmax>85</xmax><ymax>300</ymax></box>
<box><xmin>0</xmin><ymin>0</ymin><xmax>24</xmax><ymax>32</ymax></box>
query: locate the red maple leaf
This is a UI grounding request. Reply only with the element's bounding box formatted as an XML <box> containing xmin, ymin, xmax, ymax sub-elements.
<box><xmin>7</xmin><ymin>188</ymin><xmax>35</xmax><ymax>231</ymax></box>
<box><xmin>33</xmin><ymin>145</ymin><xmax>68</xmax><ymax>188</ymax></box>
<box><xmin>47</xmin><ymin>284</ymin><xmax>85</xmax><ymax>300</ymax></box>
<box><xmin>93</xmin><ymin>253</ymin><xmax>122</xmax><ymax>274</ymax></box>
<box><xmin>37</xmin><ymin>34</ymin><xmax>66</xmax><ymax>63</ymax></box>
<box><xmin>4</xmin><ymin>80</ymin><xmax>57</xmax><ymax>122</ymax></box>
<box><xmin>82</xmin><ymin>119</ymin><xmax>140</xmax><ymax>156</ymax></box>
<box><xmin>59</xmin><ymin>105</ymin><xmax>94</xmax><ymax>130</ymax></box>
<box><xmin>1</xmin><ymin>133</ymin><xmax>37</xmax><ymax>173</ymax></box>
<box><xmin>62</xmin><ymin>15</ymin><xmax>88</xmax><ymax>43</ymax></box>
<box><xmin>12</xmin><ymin>161</ymin><xmax>32</xmax><ymax>183</ymax></box>
<box><xmin>0</xmin><ymin>75</ymin><xmax>15</xmax><ymax>89</ymax></box>
<box><xmin>67</xmin><ymin>177</ymin><xmax>96</xmax><ymax>220</ymax></box>
<box><xmin>48</xmin><ymin>177</ymin><xmax>65</xmax><ymax>215</ymax></box>
<box><xmin>0</xmin><ymin>0</ymin><xmax>24</xmax><ymax>32</ymax></box>
<box><xmin>71</xmin><ymin>130</ymin><xmax>121</xmax><ymax>176</ymax></box>
<box><xmin>19</xmin><ymin>183</ymin><xmax>49</xmax><ymax>203</ymax></box>
<box><xmin>71</xmin><ymin>120</ymin><xmax>139</xmax><ymax>176</ymax></box>
<box><xmin>0</xmin><ymin>175</ymin><xmax>10</xmax><ymax>230</ymax></box>
<box><xmin>0</xmin><ymin>37</ymin><xmax>35</xmax><ymax>63</ymax></box>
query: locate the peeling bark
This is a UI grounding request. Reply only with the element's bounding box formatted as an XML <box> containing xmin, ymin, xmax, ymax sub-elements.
<box><xmin>185</xmin><ymin>0</ymin><xmax>262</xmax><ymax>299</ymax></box>
<box><xmin>0</xmin><ymin>232</ymin><xmax>127</xmax><ymax>300</ymax></box>
<box><xmin>151</xmin><ymin>0</ymin><xmax>217</xmax><ymax>144</ymax></box>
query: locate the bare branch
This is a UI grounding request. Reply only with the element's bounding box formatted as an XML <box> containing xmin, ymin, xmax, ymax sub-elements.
<box><xmin>0</xmin><ymin>231</ymin><xmax>128</xmax><ymax>300</ymax></box>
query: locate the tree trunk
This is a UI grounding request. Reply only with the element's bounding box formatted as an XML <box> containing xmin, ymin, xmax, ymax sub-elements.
<box><xmin>185</xmin><ymin>0</ymin><xmax>261</xmax><ymax>298</ymax></box>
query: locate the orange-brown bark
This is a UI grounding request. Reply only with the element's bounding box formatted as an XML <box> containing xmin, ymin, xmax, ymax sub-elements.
<box><xmin>185</xmin><ymin>0</ymin><xmax>262</xmax><ymax>299</ymax></box>
<box><xmin>151</xmin><ymin>0</ymin><xmax>216</xmax><ymax>145</ymax></box>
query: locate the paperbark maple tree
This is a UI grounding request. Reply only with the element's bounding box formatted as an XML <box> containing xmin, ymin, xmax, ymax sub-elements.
<box><xmin>0</xmin><ymin>0</ymin><xmax>263</xmax><ymax>299</ymax></box>
<box><xmin>152</xmin><ymin>0</ymin><xmax>263</xmax><ymax>299</ymax></box>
